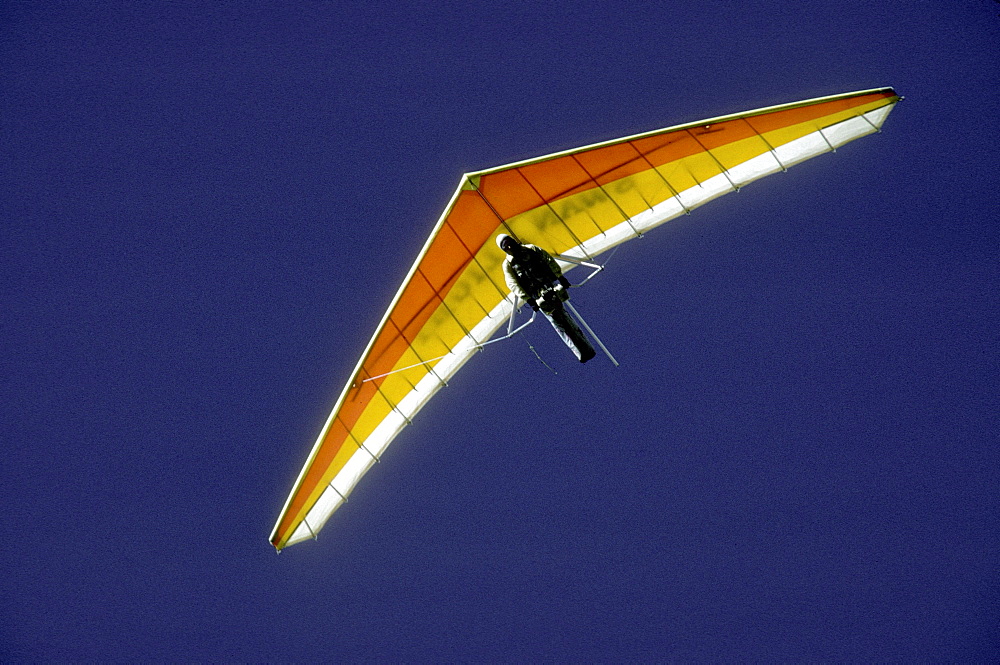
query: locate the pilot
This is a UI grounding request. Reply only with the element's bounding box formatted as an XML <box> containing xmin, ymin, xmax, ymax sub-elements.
<box><xmin>497</xmin><ymin>234</ymin><xmax>596</xmax><ymax>363</ymax></box>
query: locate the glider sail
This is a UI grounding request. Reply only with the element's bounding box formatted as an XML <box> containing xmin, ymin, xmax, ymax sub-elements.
<box><xmin>271</xmin><ymin>87</ymin><xmax>900</xmax><ymax>550</ymax></box>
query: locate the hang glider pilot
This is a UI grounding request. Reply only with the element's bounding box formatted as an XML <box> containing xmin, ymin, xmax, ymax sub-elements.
<box><xmin>497</xmin><ymin>234</ymin><xmax>597</xmax><ymax>363</ymax></box>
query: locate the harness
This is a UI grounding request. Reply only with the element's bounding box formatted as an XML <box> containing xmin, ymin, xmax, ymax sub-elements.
<box><xmin>509</xmin><ymin>246</ymin><xmax>562</xmax><ymax>303</ymax></box>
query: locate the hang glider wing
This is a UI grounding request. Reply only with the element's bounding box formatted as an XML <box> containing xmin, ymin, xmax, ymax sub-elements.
<box><xmin>270</xmin><ymin>86</ymin><xmax>900</xmax><ymax>550</ymax></box>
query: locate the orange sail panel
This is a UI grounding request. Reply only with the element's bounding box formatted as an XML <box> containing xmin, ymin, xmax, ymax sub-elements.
<box><xmin>271</xmin><ymin>87</ymin><xmax>900</xmax><ymax>550</ymax></box>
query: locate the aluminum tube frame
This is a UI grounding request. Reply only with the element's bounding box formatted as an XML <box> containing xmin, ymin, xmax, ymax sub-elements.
<box><xmin>554</xmin><ymin>253</ymin><xmax>605</xmax><ymax>287</ymax></box>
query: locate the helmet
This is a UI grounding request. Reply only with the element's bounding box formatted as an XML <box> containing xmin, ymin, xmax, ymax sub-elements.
<box><xmin>496</xmin><ymin>234</ymin><xmax>519</xmax><ymax>253</ymax></box>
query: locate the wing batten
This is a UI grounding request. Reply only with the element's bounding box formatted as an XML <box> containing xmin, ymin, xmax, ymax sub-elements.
<box><xmin>271</xmin><ymin>87</ymin><xmax>899</xmax><ymax>550</ymax></box>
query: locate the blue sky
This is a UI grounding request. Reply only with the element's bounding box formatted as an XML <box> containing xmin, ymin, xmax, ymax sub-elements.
<box><xmin>3</xmin><ymin>1</ymin><xmax>997</xmax><ymax>660</ymax></box>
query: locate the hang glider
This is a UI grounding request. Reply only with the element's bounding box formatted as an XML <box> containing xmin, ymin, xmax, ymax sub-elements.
<box><xmin>270</xmin><ymin>86</ymin><xmax>901</xmax><ymax>550</ymax></box>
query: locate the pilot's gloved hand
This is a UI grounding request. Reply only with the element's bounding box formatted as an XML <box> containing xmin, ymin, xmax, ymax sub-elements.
<box><xmin>527</xmin><ymin>299</ymin><xmax>539</xmax><ymax>311</ymax></box>
<box><xmin>558</xmin><ymin>276</ymin><xmax>571</xmax><ymax>289</ymax></box>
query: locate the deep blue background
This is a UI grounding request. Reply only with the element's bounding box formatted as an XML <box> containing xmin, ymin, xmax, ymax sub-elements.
<box><xmin>3</xmin><ymin>1</ymin><xmax>997</xmax><ymax>660</ymax></box>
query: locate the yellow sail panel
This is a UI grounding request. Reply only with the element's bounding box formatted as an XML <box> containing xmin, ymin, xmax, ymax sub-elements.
<box><xmin>271</xmin><ymin>87</ymin><xmax>899</xmax><ymax>550</ymax></box>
